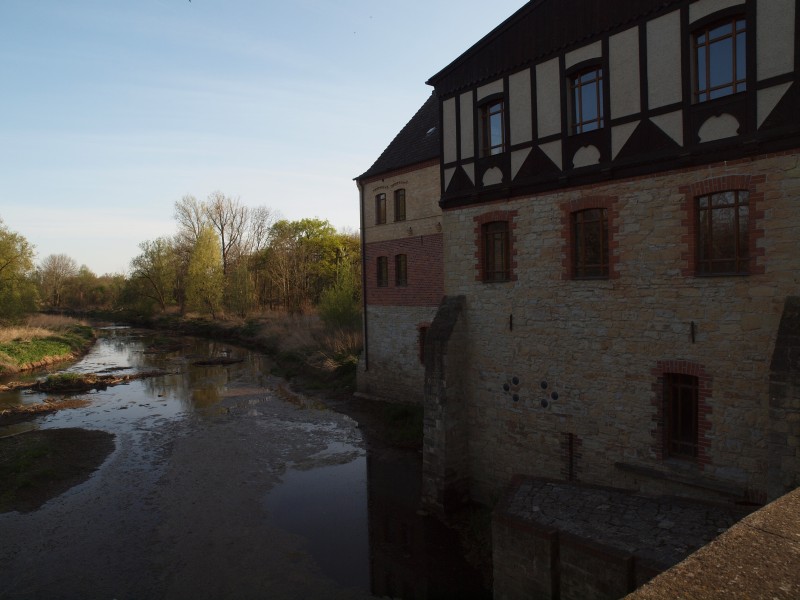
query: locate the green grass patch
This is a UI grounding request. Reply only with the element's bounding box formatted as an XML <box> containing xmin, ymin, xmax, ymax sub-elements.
<box><xmin>0</xmin><ymin>324</ymin><xmax>94</xmax><ymax>373</ymax></box>
<box><xmin>0</xmin><ymin>339</ymin><xmax>73</xmax><ymax>366</ymax></box>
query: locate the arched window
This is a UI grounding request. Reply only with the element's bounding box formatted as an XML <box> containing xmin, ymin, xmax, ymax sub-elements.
<box><xmin>696</xmin><ymin>190</ymin><xmax>749</xmax><ymax>275</ymax></box>
<box><xmin>569</xmin><ymin>66</ymin><xmax>604</xmax><ymax>134</ymax></box>
<box><xmin>693</xmin><ymin>16</ymin><xmax>747</xmax><ymax>102</ymax></box>
<box><xmin>479</xmin><ymin>99</ymin><xmax>505</xmax><ymax>156</ymax></box>
<box><xmin>572</xmin><ymin>208</ymin><xmax>609</xmax><ymax>278</ymax></box>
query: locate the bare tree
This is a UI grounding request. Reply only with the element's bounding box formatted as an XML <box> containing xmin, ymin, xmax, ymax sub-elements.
<box><xmin>205</xmin><ymin>191</ymin><xmax>247</xmax><ymax>276</ymax></box>
<box><xmin>174</xmin><ymin>195</ymin><xmax>207</xmax><ymax>247</ymax></box>
<box><xmin>39</xmin><ymin>253</ymin><xmax>78</xmax><ymax>308</ymax></box>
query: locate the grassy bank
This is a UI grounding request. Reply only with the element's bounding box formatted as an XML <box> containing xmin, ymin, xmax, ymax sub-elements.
<box><xmin>0</xmin><ymin>315</ymin><xmax>95</xmax><ymax>375</ymax></box>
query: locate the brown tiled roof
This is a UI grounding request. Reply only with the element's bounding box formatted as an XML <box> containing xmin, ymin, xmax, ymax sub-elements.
<box><xmin>356</xmin><ymin>91</ymin><xmax>439</xmax><ymax>181</ymax></box>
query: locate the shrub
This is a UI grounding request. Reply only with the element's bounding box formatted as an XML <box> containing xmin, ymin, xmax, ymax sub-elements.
<box><xmin>317</xmin><ymin>266</ymin><xmax>361</xmax><ymax>330</ymax></box>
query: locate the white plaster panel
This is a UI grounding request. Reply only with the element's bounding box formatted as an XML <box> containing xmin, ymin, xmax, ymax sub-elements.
<box><xmin>758</xmin><ymin>83</ymin><xmax>793</xmax><ymax>128</ymax></box>
<box><xmin>477</xmin><ymin>78</ymin><xmax>504</xmax><ymax>101</ymax></box>
<box><xmin>647</xmin><ymin>11</ymin><xmax>683</xmax><ymax>109</ymax></box>
<box><xmin>690</xmin><ymin>0</ymin><xmax>745</xmax><ymax>23</ymax></box>
<box><xmin>609</xmin><ymin>27</ymin><xmax>641</xmax><ymax>119</ymax></box>
<box><xmin>509</xmin><ymin>69</ymin><xmax>533</xmax><ymax>145</ymax></box>
<box><xmin>511</xmin><ymin>148</ymin><xmax>532</xmax><ymax>180</ymax></box>
<box><xmin>565</xmin><ymin>40</ymin><xmax>602</xmax><ymax>69</ymax></box>
<box><xmin>444</xmin><ymin>167</ymin><xmax>456</xmax><ymax>191</ymax></box>
<box><xmin>464</xmin><ymin>163</ymin><xmax>475</xmax><ymax>185</ymax></box>
<box><xmin>539</xmin><ymin>140</ymin><xmax>563</xmax><ymax>170</ymax></box>
<box><xmin>572</xmin><ymin>145</ymin><xmax>601</xmax><ymax>168</ymax></box>
<box><xmin>443</xmin><ymin>98</ymin><xmax>457</xmax><ymax>164</ymax></box>
<box><xmin>460</xmin><ymin>92</ymin><xmax>474</xmax><ymax>160</ymax></box>
<box><xmin>698</xmin><ymin>113</ymin><xmax>740</xmax><ymax>143</ymax></box>
<box><xmin>757</xmin><ymin>0</ymin><xmax>796</xmax><ymax>81</ymax></box>
<box><xmin>536</xmin><ymin>58</ymin><xmax>562</xmax><ymax>138</ymax></box>
<box><xmin>482</xmin><ymin>167</ymin><xmax>503</xmax><ymax>186</ymax></box>
<box><xmin>651</xmin><ymin>110</ymin><xmax>685</xmax><ymax>146</ymax></box>
<box><xmin>612</xmin><ymin>121</ymin><xmax>639</xmax><ymax>159</ymax></box>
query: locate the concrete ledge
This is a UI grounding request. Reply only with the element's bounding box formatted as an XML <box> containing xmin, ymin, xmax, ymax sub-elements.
<box><xmin>626</xmin><ymin>486</ymin><xmax>800</xmax><ymax>599</ymax></box>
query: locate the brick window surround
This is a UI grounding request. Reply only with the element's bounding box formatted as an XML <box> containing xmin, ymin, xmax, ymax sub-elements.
<box><xmin>473</xmin><ymin>210</ymin><xmax>518</xmax><ymax>283</ymax></box>
<box><xmin>561</xmin><ymin>196</ymin><xmax>620</xmax><ymax>280</ymax></box>
<box><xmin>651</xmin><ymin>360</ymin><xmax>713</xmax><ymax>469</ymax></box>
<box><xmin>680</xmin><ymin>175</ymin><xmax>765</xmax><ymax>277</ymax></box>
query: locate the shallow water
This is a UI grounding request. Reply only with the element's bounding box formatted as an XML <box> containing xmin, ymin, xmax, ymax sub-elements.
<box><xmin>0</xmin><ymin>327</ymin><xmax>489</xmax><ymax>599</ymax></box>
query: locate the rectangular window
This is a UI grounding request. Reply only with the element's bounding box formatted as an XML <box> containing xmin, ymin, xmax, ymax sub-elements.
<box><xmin>664</xmin><ymin>374</ymin><xmax>699</xmax><ymax>459</ymax></box>
<box><xmin>376</xmin><ymin>256</ymin><xmax>388</xmax><ymax>287</ymax></box>
<box><xmin>694</xmin><ymin>17</ymin><xmax>746</xmax><ymax>102</ymax></box>
<box><xmin>570</xmin><ymin>67</ymin><xmax>604</xmax><ymax>134</ymax></box>
<box><xmin>375</xmin><ymin>194</ymin><xmax>387</xmax><ymax>225</ymax></box>
<box><xmin>394</xmin><ymin>189</ymin><xmax>406</xmax><ymax>222</ymax></box>
<box><xmin>483</xmin><ymin>221</ymin><xmax>510</xmax><ymax>282</ymax></box>
<box><xmin>573</xmin><ymin>208</ymin><xmax>609</xmax><ymax>278</ymax></box>
<box><xmin>696</xmin><ymin>190</ymin><xmax>749</xmax><ymax>275</ymax></box>
<box><xmin>395</xmin><ymin>254</ymin><xmax>407</xmax><ymax>286</ymax></box>
<box><xmin>479</xmin><ymin>100</ymin><xmax>505</xmax><ymax>156</ymax></box>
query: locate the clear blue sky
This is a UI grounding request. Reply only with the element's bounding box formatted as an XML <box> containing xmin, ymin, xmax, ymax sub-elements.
<box><xmin>0</xmin><ymin>0</ymin><xmax>525</xmax><ymax>275</ymax></box>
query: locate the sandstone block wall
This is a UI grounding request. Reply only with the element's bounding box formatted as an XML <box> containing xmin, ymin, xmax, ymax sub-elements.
<box><xmin>359</xmin><ymin>161</ymin><xmax>445</xmax><ymax>404</ymax></box>
<box><xmin>440</xmin><ymin>152</ymin><xmax>800</xmax><ymax>504</ymax></box>
<box><xmin>358</xmin><ymin>305</ymin><xmax>437</xmax><ymax>404</ymax></box>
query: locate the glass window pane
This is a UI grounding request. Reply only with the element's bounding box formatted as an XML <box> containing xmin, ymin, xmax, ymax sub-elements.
<box><xmin>697</xmin><ymin>46</ymin><xmax>707</xmax><ymax>92</ymax></box>
<box><xmin>738</xmin><ymin>205</ymin><xmax>749</xmax><ymax>261</ymax></box>
<box><xmin>736</xmin><ymin>32</ymin><xmax>747</xmax><ymax>81</ymax></box>
<box><xmin>490</xmin><ymin>113</ymin><xmax>503</xmax><ymax>148</ymax></box>
<box><xmin>709</xmin><ymin>22</ymin><xmax>733</xmax><ymax>40</ymax></box>
<box><xmin>709</xmin><ymin>38</ymin><xmax>734</xmax><ymax>88</ymax></box>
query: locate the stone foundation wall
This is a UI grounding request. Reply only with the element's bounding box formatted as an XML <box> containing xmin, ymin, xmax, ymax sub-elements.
<box><xmin>439</xmin><ymin>152</ymin><xmax>800</xmax><ymax>504</ymax></box>
<box><xmin>358</xmin><ymin>305</ymin><xmax>437</xmax><ymax>404</ymax></box>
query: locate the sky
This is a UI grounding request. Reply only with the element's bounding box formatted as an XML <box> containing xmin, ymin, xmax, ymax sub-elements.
<box><xmin>0</xmin><ymin>0</ymin><xmax>525</xmax><ymax>275</ymax></box>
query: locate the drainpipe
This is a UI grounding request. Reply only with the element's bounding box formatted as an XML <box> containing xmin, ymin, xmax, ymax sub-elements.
<box><xmin>356</xmin><ymin>178</ymin><xmax>369</xmax><ymax>371</ymax></box>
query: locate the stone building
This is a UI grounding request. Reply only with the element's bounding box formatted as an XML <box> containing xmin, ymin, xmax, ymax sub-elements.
<box><xmin>416</xmin><ymin>0</ymin><xmax>800</xmax><ymax>598</ymax></box>
<box><xmin>356</xmin><ymin>0</ymin><xmax>800</xmax><ymax>597</ymax></box>
<box><xmin>421</xmin><ymin>0</ymin><xmax>799</xmax><ymax>507</ymax></box>
<box><xmin>359</xmin><ymin>0</ymin><xmax>799</xmax><ymax>596</ymax></box>
<box><xmin>355</xmin><ymin>93</ymin><xmax>444</xmax><ymax>404</ymax></box>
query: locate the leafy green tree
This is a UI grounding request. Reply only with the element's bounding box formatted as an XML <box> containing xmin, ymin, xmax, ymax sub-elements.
<box><xmin>225</xmin><ymin>260</ymin><xmax>255</xmax><ymax>318</ymax></box>
<box><xmin>0</xmin><ymin>218</ymin><xmax>37</xmax><ymax>320</ymax></box>
<box><xmin>260</xmin><ymin>218</ymin><xmax>358</xmax><ymax>314</ymax></box>
<box><xmin>318</xmin><ymin>259</ymin><xmax>361</xmax><ymax>330</ymax></box>
<box><xmin>185</xmin><ymin>226</ymin><xmax>224</xmax><ymax>318</ymax></box>
<box><xmin>129</xmin><ymin>237</ymin><xmax>177</xmax><ymax>312</ymax></box>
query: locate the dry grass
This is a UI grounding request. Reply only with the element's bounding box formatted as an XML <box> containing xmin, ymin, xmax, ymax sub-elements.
<box><xmin>0</xmin><ymin>327</ymin><xmax>54</xmax><ymax>344</ymax></box>
<box><xmin>25</xmin><ymin>314</ymin><xmax>83</xmax><ymax>330</ymax></box>
<box><xmin>0</xmin><ymin>315</ymin><xmax>85</xmax><ymax>344</ymax></box>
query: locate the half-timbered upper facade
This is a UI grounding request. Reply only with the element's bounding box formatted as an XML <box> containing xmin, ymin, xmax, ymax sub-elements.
<box><xmin>428</xmin><ymin>0</ymin><xmax>799</xmax><ymax>208</ymax></box>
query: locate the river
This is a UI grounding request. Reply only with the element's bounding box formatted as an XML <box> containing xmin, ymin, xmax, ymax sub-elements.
<box><xmin>0</xmin><ymin>327</ymin><xmax>489</xmax><ymax>599</ymax></box>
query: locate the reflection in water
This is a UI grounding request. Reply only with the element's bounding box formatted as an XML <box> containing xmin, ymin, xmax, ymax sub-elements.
<box><xmin>1</xmin><ymin>327</ymin><xmax>489</xmax><ymax>598</ymax></box>
<box><xmin>0</xmin><ymin>328</ymin><xmax>273</xmax><ymax>432</ymax></box>
<box><xmin>265</xmin><ymin>455</ymin><xmax>370</xmax><ymax>591</ymax></box>
<box><xmin>266</xmin><ymin>442</ymin><xmax>490</xmax><ymax>599</ymax></box>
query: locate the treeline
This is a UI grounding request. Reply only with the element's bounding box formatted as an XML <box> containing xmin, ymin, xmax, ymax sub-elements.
<box><xmin>0</xmin><ymin>193</ymin><xmax>361</xmax><ymax>327</ymax></box>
